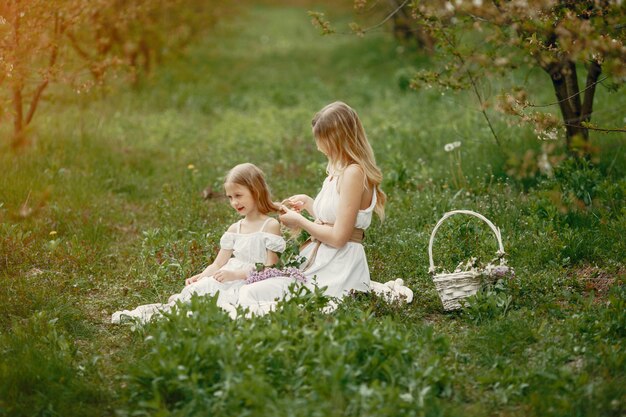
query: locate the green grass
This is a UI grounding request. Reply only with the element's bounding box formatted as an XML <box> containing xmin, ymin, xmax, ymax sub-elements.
<box><xmin>1</xmin><ymin>3</ymin><xmax>625</xmax><ymax>416</ymax></box>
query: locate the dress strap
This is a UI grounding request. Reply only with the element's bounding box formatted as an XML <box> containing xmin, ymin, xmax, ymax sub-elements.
<box><xmin>259</xmin><ymin>217</ymin><xmax>272</xmax><ymax>232</ymax></box>
<box><xmin>366</xmin><ymin>186</ymin><xmax>377</xmax><ymax>210</ymax></box>
<box><xmin>237</xmin><ymin>220</ymin><xmax>243</xmax><ymax>233</ymax></box>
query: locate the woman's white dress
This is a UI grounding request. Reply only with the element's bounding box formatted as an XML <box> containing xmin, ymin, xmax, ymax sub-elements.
<box><xmin>237</xmin><ymin>176</ymin><xmax>375</xmax><ymax>313</ymax></box>
<box><xmin>111</xmin><ymin>219</ymin><xmax>285</xmax><ymax>323</ymax></box>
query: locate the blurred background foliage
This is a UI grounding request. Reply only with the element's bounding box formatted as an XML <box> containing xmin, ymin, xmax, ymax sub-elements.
<box><xmin>0</xmin><ymin>1</ymin><xmax>624</xmax><ymax>416</ymax></box>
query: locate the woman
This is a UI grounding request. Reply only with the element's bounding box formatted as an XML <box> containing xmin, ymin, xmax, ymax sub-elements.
<box><xmin>237</xmin><ymin>101</ymin><xmax>386</xmax><ymax>314</ymax></box>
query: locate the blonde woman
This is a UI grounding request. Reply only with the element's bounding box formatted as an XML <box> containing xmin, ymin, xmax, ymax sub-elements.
<box><xmin>238</xmin><ymin>101</ymin><xmax>386</xmax><ymax>312</ymax></box>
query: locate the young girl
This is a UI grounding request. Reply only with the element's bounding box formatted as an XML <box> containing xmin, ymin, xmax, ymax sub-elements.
<box><xmin>111</xmin><ymin>163</ymin><xmax>285</xmax><ymax>323</ymax></box>
<box><xmin>237</xmin><ymin>101</ymin><xmax>386</xmax><ymax>314</ymax></box>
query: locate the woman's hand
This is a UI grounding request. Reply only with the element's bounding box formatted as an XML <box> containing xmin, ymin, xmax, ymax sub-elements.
<box><xmin>279</xmin><ymin>205</ymin><xmax>305</xmax><ymax>229</ymax></box>
<box><xmin>288</xmin><ymin>165</ymin><xmax>365</xmax><ymax>249</ymax></box>
<box><xmin>282</xmin><ymin>194</ymin><xmax>313</xmax><ymax>214</ymax></box>
<box><xmin>214</xmin><ymin>270</ymin><xmax>244</xmax><ymax>283</ymax></box>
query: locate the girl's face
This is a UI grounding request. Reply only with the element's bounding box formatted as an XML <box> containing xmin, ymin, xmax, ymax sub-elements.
<box><xmin>224</xmin><ymin>182</ymin><xmax>257</xmax><ymax>217</ymax></box>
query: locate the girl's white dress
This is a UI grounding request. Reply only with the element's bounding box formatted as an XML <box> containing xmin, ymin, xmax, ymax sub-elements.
<box><xmin>111</xmin><ymin>218</ymin><xmax>285</xmax><ymax>323</ymax></box>
<box><xmin>237</xmin><ymin>176</ymin><xmax>375</xmax><ymax>314</ymax></box>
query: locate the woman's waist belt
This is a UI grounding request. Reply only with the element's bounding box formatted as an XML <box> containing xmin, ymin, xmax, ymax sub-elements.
<box><xmin>300</xmin><ymin>221</ymin><xmax>365</xmax><ymax>271</ymax></box>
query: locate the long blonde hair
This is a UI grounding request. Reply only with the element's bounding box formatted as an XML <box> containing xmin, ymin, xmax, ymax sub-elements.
<box><xmin>312</xmin><ymin>101</ymin><xmax>386</xmax><ymax>220</ymax></box>
<box><xmin>224</xmin><ymin>163</ymin><xmax>280</xmax><ymax>215</ymax></box>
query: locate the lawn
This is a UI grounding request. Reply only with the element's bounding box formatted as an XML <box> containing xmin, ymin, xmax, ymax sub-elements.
<box><xmin>1</xmin><ymin>2</ymin><xmax>624</xmax><ymax>416</ymax></box>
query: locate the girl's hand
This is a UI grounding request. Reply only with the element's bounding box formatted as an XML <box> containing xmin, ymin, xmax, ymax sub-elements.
<box><xmin>279</xmin><ymin>205</ymin><xmax>304</xmax><ymax>229</ymax></box>
<box><xmin>214</xmin><ymin>270</ymin><xmax>242</xmax><ymax>283</ymax></box>
<box><xmin>185</xmin><ymin>276</ymin><xmax>201</xmax><ymax>286</ymax></box>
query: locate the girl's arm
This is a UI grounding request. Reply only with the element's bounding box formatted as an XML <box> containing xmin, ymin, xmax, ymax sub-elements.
<box><xmin>213</xmin><ymin>268</ymin><xmax>248</xmax><ymax>282</ymax></box>
<box><xmin>213</xmin><ymin>248</ymin><xmax>279</xmax><ymax>283</ymax></box>
<box><xmin>280</xmin><ymin>165</ymin><xmax>365</xmax><ymax>248</ymax></box>
<box><xmin>185</xmin><ymin>248</ymin><xmax>233</xmax><ymax>285</ymax></box>
<box><xmin>263</xmin><ymin>218</ymin><xmax>281</xmax><ymax>266</ymax></box>
<box><xmin>265</xmin><ymin>249</ymin><xmax>279</xmax><ymax>266</ymax></box>
<box><xmin>215</xmin><ymin>218</ymin><xmax>282</xmax><ymax>282</ymax></box>
<box><xmin>200</xmin><ymin>248</ymin><xmax>233</xmax><ymax>276</ymax></box>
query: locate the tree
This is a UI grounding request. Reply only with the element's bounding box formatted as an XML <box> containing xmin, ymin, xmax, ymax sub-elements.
<box><xmin>388</xmin><ymin>0</ymin><xmax>435</xmax><ymax>54</ymax></box>
<box><xmin>312</xmin><ymin>0</ymin><xmax>626</xmax><ymax>157</ymax></box>
<box><xmin>0</xmin><ymin>0</ymin><xmax>76</xmax><ymax>147</ymax></box>
<box><xmin>0</xmin><ymin>0</ymin><xmax>230</xmax><ymax>147</ymax></box>
<box><xmin>65</xmin><ymin>0</ymin><xmax>230</xmax><ymax>86</ymax></box>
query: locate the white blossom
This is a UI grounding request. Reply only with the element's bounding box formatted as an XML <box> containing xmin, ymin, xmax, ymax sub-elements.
<box><xmin>444</xmin><ymin>141</ymin><xmax>462</xmax><ymax>152</ymax></box>
<box><xmin>400</xmin><ymin>393</ymin><xmax>414</xmax><ymax>402</ymax></box>
<box><xmin>535</xmin><ymin>128</ymin><xmax>558</xmax><ymax>141</ymax></box>
<box><xmin>538</xmin><ymin>153</ymin><xmax>553</xmax><ymax>177</ymax></box>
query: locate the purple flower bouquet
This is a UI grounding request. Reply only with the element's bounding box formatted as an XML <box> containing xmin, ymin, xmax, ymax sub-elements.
<box><xmin>245</xmin><ymin>267</ymin><xmax>307</xmax><ymax>285</ymax></box>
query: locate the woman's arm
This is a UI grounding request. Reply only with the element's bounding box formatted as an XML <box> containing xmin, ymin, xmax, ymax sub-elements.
<box><xmin>280</xmin><ymin>165</ymin><xmax>364</xmax><ymax>248</ymax></box>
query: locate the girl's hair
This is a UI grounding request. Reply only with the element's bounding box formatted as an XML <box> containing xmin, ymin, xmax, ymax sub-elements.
<box><xmin>224</xmin><ymin>163</ymin><xmax>280</xmax><ymax>215</ymax></box>
<box><xmin>312</xmin><ymin>101</ymin><xmax>386</xmax><ymax>220</ymax></box>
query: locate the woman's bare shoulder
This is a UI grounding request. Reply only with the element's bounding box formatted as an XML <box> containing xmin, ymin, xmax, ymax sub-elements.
<box><xmin>345</xmin><ymin>163</ymin><xmax>365</xmax><ymax>175</ymax></box>
<box><xmin>341</xmin><ymin>164</ymin><xmax>365</xmax><ymax>185</ymax></box>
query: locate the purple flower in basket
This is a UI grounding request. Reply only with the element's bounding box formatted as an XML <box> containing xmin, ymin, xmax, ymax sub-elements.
<box><xmin>245</xmin><ymin>267</ymin><xmax>307</xmax><ymax>285</ymax></box>
<box><xmin>487</xmin><ymin>265</ymin><xmax>515</xmax><ymax>279</ymax></box>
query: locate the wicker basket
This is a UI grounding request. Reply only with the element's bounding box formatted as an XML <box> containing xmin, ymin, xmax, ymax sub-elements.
<box><xmin>428</xmin><ymin>210</ymin><xmax>506</xmax><ymax>311</ymax></box>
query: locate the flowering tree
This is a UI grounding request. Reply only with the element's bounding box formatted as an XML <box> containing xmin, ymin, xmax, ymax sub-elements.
<box><xmin>66</xmin><ymin>0</ymin><xmax>227</xmax><ymax>86</ymax></box>
<box><xmin>312</xmin><ymin>0</ymin><xmax>626</xmax><ymax>157</ymax></box>
<box><xmin>377</xmin><ymin>0</ymin><xmax>436</xmax><ymax>53</ymax></box>
<box><xmin>0</xmin><ymin>0</ymin><xmax>78</xmax><ymax>147</ymax></box>
<box><xmin>1</xmin><ymin>0</ymin><xmax>229</xmax><ymax>147</ymax></box>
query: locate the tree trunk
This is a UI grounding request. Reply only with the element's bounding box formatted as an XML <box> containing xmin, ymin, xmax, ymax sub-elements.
<box><xmin>580</xmin><ymin>60</ymin><xmax>601</xmax><ymax>129</ymax></box>
<box><xmin>544</xmin><ymin>59</ymin><xmax>590</xmax><ymax>158</ymax></box>
<box><xmin>11</xmin><ymin>3</ymin><xmax>26</xmax><ymax>148</ymax></box>
<box><xmin>12</xmin><ymin>84</ymin><xmax>26</xmax><ymax>148</ymax></box>
<box><xmin>389</xmin><ymin>0</ymin><xmax>435</xmax><ymax>54</ymax></box>
<box><xmin>10</xmin><ymin>11</ymin><xmax>59</xmax><ymax>148</ymax></box>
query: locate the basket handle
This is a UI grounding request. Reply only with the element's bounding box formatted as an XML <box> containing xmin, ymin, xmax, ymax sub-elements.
<box><xmin>428</xmin><ymin>210</ymin><xmax>505</xmax><ymax>274</ymax></box>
